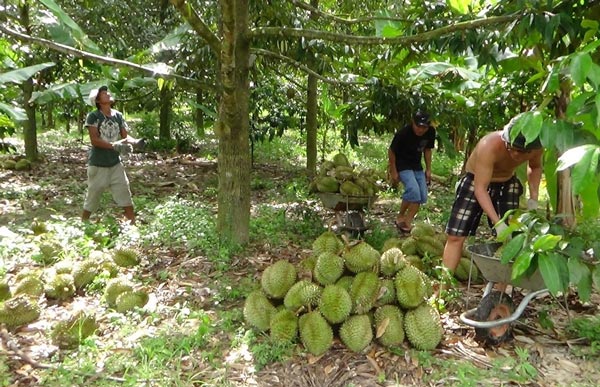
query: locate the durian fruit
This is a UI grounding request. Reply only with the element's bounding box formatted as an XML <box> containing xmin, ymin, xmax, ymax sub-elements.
<box><xmin>381</xmin><ymin>237</ymin><xmax>403</xmax><ymax>253</ymax></box>
<box><xmin>416</xmin><ymin>236</ymin><xmax>445</xmax><ymax>257</ymax></box>
<box><xmin>299</xmin><ymin>311</ymin><xmax>333</xmax><ymax>356</ymax></box>
<box><xmin>400</xmin><ymin>237</ymin><xmax>418</xmax><ymax>256</ymax></box>
<box><xmin>313</xmin><ymin>252</ymin><xmax>344</xmax><ymax>286</ymax></box>
<box><xmin>2</xmin><ymin>159</ymin><xmax>16</xmax><ymax>170</ymax></box>
<box><xmin>0</xmin><ymin>294</ymin><xmax>41</xmax><ymax>328</ymax></box>
<box><xmin>0</xmin><ymin>280</ymin><xmax>11</xmax><ymax>301</ymax></box>
<box><xmin>318</xmin><ymin>284</ymin><xmax>352</xmax><ymax>324</ymax></box>
<box><xmin>349</xmin><ymin>272</ymin><xmax>380</xmax><ymax>314</ymax></box>
<box><xmin>332</xmin><ymin>153</ymin><xmax>350</xmax><ymax>168</ymax></box>
<box><xmin>298</xmin><ymin>255</ymin><xmax>317</xmax><ymax>273</ymax></box>
<box><xmin>45</xmin><ymin>274</ymin><xmax>76</xmax><ymax>301</ymax></box>
<box><xmin>283</xmin><ymin>280</ymin><xmax>322</xmax><ymax>312</ymax></box>
<box><xmin>404</xmin><ymin>303</ymin><xmax>443</xmax><ymax>350</ymax></box>
<box><xmin>14</xmin><ymin>276</ymin><xmax>45</xmax><ymax>297</ymax></box>
<box><xmin>38</xmin><ymin>239</ymin><xmax>62</xmax><ymax>265</ymax></box>
<box><xmin>14</xmin><ymin>158</ymin><xmax>31</xmax><ymax>171</ymax></box>
<box><xmin>375</xmin><ymin>278</ymin><xmax>396</xmax><ymax>307</ymax></box>
<box><xmin>335</xmin><ymin>275</ymin><xmax>354</xmax><ymax>292</ymax></box>
<box><xmin>454</xmin><ymin>257</ymin><xmax>480</xmax><ymax>282</ymax></box>
<box><xmin>339</xmin><ymin>314</ymin><xmax>373</xmax><ymax>353</ymax></box>
<box><xmin>31</xmin><ymin>220</ymin><xmax>48</xmax><ymax>235</ymax></box>
<box><xmin>269</xmin><ymin>309</ymin><xmax>298</xmax><ymax>342</ymax></box>
<box><xmin>409</xmin><ymin>223</ymin><xmax>437</xmax><ymax>238</ymax></box>
<box><xmin>53</xmin><ymin>260</ymin><xmax>74</xmax><ymax>274</ymax></box>
<box><xmin>315</xmin><ymin>176</ymin><xmax>340</xmax><ymax>193</ymax></box>
<box><xmin>379</xmin><ymin>248</ymin><xmax>408</xmax><ymax>277</ymax></box>
<box><xmin>103</xmin><ymin>277</ymin><xmax>134</xmax><ymax>308</ymax></box>
<box><xmin>73</xmin><ymin>260</ymin><xmax>100</xmax><ymax>289</ymax></box>
<box><xmin>395</xmin><ymin>266</ymin><xmax>427</xmax><ymax>309</ymax></box>
<box><xmin>115</xmin><ymin>290</ymin><xmax>149</xmax><ymax>313</ymax></box>
<box><xmin>112</xmin><ymin>248</ymin><xmax>140</xmax><ymax>268</ymax></box>
<box><xmin>405</xmin><ymin>255</ymin><xmax>425</xmax><ymax>271</ymax></box>
<box><xmin>243</xmin><ymin>290</ymin><xmax>276</xmax><ymax>332</ymax></box>
<box><xmin>261</xmin><ymin>260</ymin><xmax>297</xmax><ymax>299</ymax></box>
<box><xmin>51</xmin><ymin>311</ymin><xmax>98</xmax><ymax>349</ymax></box>
<box><xmin>374</xmin><ymin>305</ymin><xmax>405</xmax><ymax>347</ymax></box>
<box><xmin>312</xmin><ymin>231</ymin><xmax>343</xmax><ymax>257</ymax></box>
<box><xmin>342</xmin><ymin>240</ymin><xmax>380</xmax><ymax>273</ymax></box>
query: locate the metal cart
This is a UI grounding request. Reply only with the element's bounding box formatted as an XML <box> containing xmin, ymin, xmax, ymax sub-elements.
<box><xmin>459</xmin><ymin>242</ymin><xmax>549</xmax><ymax>344</ymax></box>
<box><xmin>317</xmin><ymin>192</ymin><xmax>377</xmax><ymax>236</ymax></box>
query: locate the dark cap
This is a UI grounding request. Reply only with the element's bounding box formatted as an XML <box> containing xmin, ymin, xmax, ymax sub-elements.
<box><xmin>413</xmin><ymin>111</ymin><xmax>430</xmax><ymax>127</ymax></box>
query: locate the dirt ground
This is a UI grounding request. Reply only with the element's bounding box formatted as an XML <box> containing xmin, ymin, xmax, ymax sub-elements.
<box><xmin>1</xmin><ymin>145</ymin><xmax>600</xmax><ymax>386</ymax></box>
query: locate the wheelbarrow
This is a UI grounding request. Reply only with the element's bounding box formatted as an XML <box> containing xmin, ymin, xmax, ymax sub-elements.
<box><xmin>317</xmin><ymin>192</ymin><xmax>377</xmax><ymax>236</ymax></box>
<box><xmin>459</xmin><ymin>242</ymin><xmax>549</xmax><ymax>345</ymax></box>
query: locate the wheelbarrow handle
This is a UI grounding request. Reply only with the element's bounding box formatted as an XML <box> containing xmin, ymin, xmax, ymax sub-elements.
<box><xmin>459</xmin><ymin>289</ymin><xmax>549</xmax><ymax>329</ymax></box>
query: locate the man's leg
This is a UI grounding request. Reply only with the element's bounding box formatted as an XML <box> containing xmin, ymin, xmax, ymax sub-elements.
<box><xmin>442</xmin><ymin>234</ymin><xmax>467</xmax><ymax>272</ymax></box>
<box><xmin>403</xmin><ymin>202</ymin><xmax>420</xmax><ymax>228</ymax></box>
<box><xmin>397</xmin><ymin>200</ymin><xmax>409</xmax><ymax>224</ymax></box>
<box><xmin>82</xmin><ymin>209</ymin><xmax>92</xmax><ymax>221</ymax></box>
<box><xmin>123</xmin><ymin>206</ymin><xmax>135</xmax><ymax>224</ymax></box>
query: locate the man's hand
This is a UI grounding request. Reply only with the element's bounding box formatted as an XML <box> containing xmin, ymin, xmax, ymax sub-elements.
<box><xmin>493</xmin><ymin>221</ymin><xmax>509</xmax><ymax>241</ymax></box>
<box><xmin>112</xmin><ymin>142</ymin><xmax>133</xmax><ymax>155</ymax></box>
<box><xmin>527</xmin><ymin>198</ymin><xmax>538</xmax><ymax>211</ymax></box>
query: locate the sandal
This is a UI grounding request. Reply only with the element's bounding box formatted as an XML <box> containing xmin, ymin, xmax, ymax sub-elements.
<box><xmin>394</xmin><ymin>221</ymin><xmax>412</xmax><ymax>234</ymax></box>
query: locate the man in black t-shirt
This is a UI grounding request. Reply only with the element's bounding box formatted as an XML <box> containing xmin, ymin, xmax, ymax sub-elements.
<box><xmin>388</xmin><ymin>111</ymin><xmax>436</xmax><ymax>233</ymax></box>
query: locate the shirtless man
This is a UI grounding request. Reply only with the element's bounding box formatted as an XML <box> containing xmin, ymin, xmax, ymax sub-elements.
<box><xmin>442</xmin><ymin>119</ymin><xmax>543</xmax><ymax>272</ymax></box>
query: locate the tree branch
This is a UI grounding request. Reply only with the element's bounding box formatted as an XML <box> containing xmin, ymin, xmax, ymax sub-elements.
<box><xmin>169</xmin><ymin>0</ymin><xmax>221</xmax><ymax>54</ymax></box>
<box><xmin>289</xmin><ymin>0</ymin><xmax>412</xmax><ymax>24</ymax></box>
<box><xmin>252</xmin><ymin>48</ymin><xmax>363</xmax><ymax>86</ymax></box>
<box><xmin>0</xmin><ymin>25</ymin><xmax>209</xmax><ymax>89</ymax></box>
<box><xmin>251</xmin><ymin>14</ymin><xmax>521</xmax><ymax>45</ymax></box>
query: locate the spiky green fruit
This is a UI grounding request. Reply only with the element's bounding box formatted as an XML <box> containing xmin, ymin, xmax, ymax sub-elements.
<box><xmin>51</xmin><ymin>311</ymin><xmax>98</xmax><ymax>349</ymax></box>
<box><xmin>115</xmin><ymin>290</ymin><xmax>149</xmax><ymax>313</ymax></box>
<box><xmin>374</xmin><ymin>305</ymin><xmax>405</xmax><ymax>347</ymax></box>
<box><xmin>395</xmin><ymin>266</ymin><xmax>427</xmax><ymax>309</ymax></box>
<box><xmin>381</xmin><ymin>237</ymin><xmax>403</xmax><ymax>253</ymax></box>
<box><xmin>455</xmin><ymin>257</ymin><xmax>480</xmax><ymax>282</ymax></box>
<box><xmin>404</xmin><ymin>303</ymin><xmax>443</xmax><ymax>350</ymax></box>
<box><xmin>339</xmin><ymin>314</ymin><xmax>373</xmax><ymax>353</ymax></box>
<box><xmin>313</xmin><ymin>252</ymin><xmax>344</xmax><ymax>286</ymax></box>
<box><xmin>0</xmin><ymin>294</ymin><xmax>41</xmax><ymax>328</ymax></box>
<box><xmin>283</xmin><ymin>280</ymin><xmax>322</xmax><ymax>312</ymax></box>
<box><xmin>45</xmin><ymin>274</ymin><xmax>76</xmax><ymax>300</ymax></box>
<box><xmin>416</xmin><ymin>236</ymin><xmax>445</xmax><ymax>257</ymax></box>
<box><xmin>299</xmin><ymin>311</ymin><xmax>333</xmax><ymax>356</ymax></box>
<box><xmin>332</xmin><ymin>153</ymin><xmax>350</xmax><ymax>168</ymax></box>
<box><xmin>400</xmin><ymin>237</ymin><xmax>418</xmax><ymax>256</ymax></box>
<box><xmin>14</xmin><ymin>158</ymin><xmax>31</xmax><ymax>171</ymax></box>
<box><xmin>112</xmin><ymin>248</ymin><xmax>140</xmax><ymax>267</ymax></box>
<box><xmin>53</xmin><ymin>260</ymin><xmax>74</xmax><ymax>274</ymax></box>
<box><xmin>349</xmin><ymin>272</ymin><xmax>380</xmax><ymax>314</ymax></box>
<box><xmin>0</xmin><ymin>280</ymin><xmax>10</xmax><ymax>301</ymax></box>
<box><xmin>270</xmin><ymin>309</ymin><xmax>298</xmax><ymax>342</ymax></box>
<box><xmin>318</xmin><ymin>284</ymin><xmax>352</xmax><ymax>324</ymax></box>
<box><xmin>38</xmin><ymin>240</ymin><xmax>62</xmax><ymax>264</ymax></box>
<box><xmin>312</xmin><ymin>231</ymin><xmax>343</xmax><ymax>256</ymax></box>
<box><xmin>405</xmin><ymin>255</ymin><xmax>425</xmax><ymax>271</ymax></box>
<box><xmin>375</xmin><ymin>279</ymin><xmax>396</xmax><ymax>307</ymax></box>
<box><xmin>380</xmin><ymin>247</ymin><xmax>408</xmax><ymax>277</ymax></box>
<box><xmin>261</xmin><ymin>260</ymin><xmax>297</xmax><ymax>299</ymax></box>
<box><xmin>243</xmin><ymin>290</ymin><xmax>276</xmax><ymax>332</ymax></box>
<box><xmin>335</xmin><ymin>275</ymin><xmax>354</xmax><ymax>291</ymax></box>
<box><xmin>31</xmin><ymin>220</ymin><xmax>48</xmax><ymax>235</ymax></box>
<box><xmin>73</xmin><ymin>260</ymin><xmax>100</xmax><ymax>289</ymax></box>
<box><xmin>342</xmin><ymin>241</ymin><xmax>379</xmax><ymax>273</ymax></box>
<box><xmin>104</xmin><ymin>278</ymin><xmax>134</xmax><ymax>308</ymax></box>
<box><xmin>14</xmin><ymin>276</ymin><xmax>44</xmax><ymax>297</ymax></box>
<box><xmin>410</xmin><ymin>223</ymin><xmax>437</xmax><ymax>238</ymax></box>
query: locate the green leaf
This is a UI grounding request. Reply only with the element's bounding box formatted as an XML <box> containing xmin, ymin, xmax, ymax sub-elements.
<box><xmin>448</xmin><ymin>0</ymin><xmax>470</xmax><ymax>14</ymax></box>
<box><xmin>568</xmin><ymin>257</ymin><xmax>591</xmax><ymax>285</ymax></box>
<box><xmin>570</xmin><ymin>147</ymin><xmax>600</xmax><ymax>194</ymax></box>
<box><xmin>510</xmin><ymin>112</ymin><xmax>543</xmax><ymax>146</ymax></box>
<box><xmin>512</xmin><ymin>251</ymin><xmax>534</xmax><ymax>281</ymax></box>
<box><xmin>570</xmin><ymin>53</ymin><xmax>592</xmax><ymax>87</ymax></box>
<box><xmin>593</xmin><ymin>265</ymin><xmax>600</xmax><ymax>291</ymax></box>
<box><xmin>532</xmin><ymin>234</ymin><xmax>562</xmax><ymax>252</ymax></box>
<box><xmin>0</xmin><ymin>63</ymin><xmax>56</xmax><ymax>84</ymax></box>
<box><xmin>557</xmin><ymin>145</ymin><xmax>596</xmax><ymax>171</ymax></box>
<box><xmin>0</xmin><ymin>102</ymin><xmax>27</xmax><ymax>122</ymax></box>
<box><xmin>538</xmin><ymin>253</ymin><xmax>568</xmax><ymax>295</ymax></box>
<box><xmin>501</xmin><ymin>233</ymin><xmax>526</xmax><ymax>264</ymax></box>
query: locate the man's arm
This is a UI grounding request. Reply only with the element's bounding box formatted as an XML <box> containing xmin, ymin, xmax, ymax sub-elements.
<box><xmin>472</xmin><ymin>142</ymin><xmax>501</xmax><ymax>225</ymax></box>
<box><xmin>388</xmin><ymin>148</ymin><xmax>398</xmax><ymax>185</ymax></box>
<box><xmin>423</xmin><ymin>148</ymin><xmax>432</xmax><ymax>183</ymax></box>
<box><xmin>527</xmin><ymin>150</ymin><xmax>544</xmax><ymax>201</ymax></box>
<box><xmin>87</xmin><ymin>126</ymin><xmax>114</xmax><ymax>149</ymax></box>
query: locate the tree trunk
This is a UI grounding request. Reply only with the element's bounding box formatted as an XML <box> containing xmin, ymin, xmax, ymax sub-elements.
<box><xmin>217</xmin><ymin>0</ymin><xmax>251</xmax><ymax>245</ymax></box>
<box><xmin>195</xmin><ymin>88</ymin><xmax>205</xmax><ymax>136</ymax></box>
<box><xmin>554</xmin><ymin>78</ymin><xmax>576</xmax><ymax>228</ymax></box>
<box><xmin>159</xmin><ymin>85</ymin><xmax>172</xmax><ymax>140</ymax></box>
<box><xmin>304</xmin><ymin>0</ymin><xmax>319</xmax><ymax>179</ymax></box>
<box><xmin>20</xmin><ymin>2</ymin><xmax>37</xmax><ymax>161</ymax></box>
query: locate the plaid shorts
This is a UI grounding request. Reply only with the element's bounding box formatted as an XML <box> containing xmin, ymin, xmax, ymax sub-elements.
<box><xmin>445</xmin><ymin>172</ymin><xmax>523</xmax><ymax>236</ymax></box>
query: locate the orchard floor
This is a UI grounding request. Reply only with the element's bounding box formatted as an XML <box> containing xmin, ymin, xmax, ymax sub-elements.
<box><xmin>1</xmin><ymin>143</ymin><xmax>599</xmax><ymax>386</ymax></box>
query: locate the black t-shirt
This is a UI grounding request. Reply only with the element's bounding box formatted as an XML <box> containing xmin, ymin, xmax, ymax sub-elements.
<box><xmin>389</xmin><ymin>124</ymin><xmax>436</xmax><ymax>171</ymax></box>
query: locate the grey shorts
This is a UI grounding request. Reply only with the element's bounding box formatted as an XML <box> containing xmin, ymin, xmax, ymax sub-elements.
<box><xmin>83</xmin><ymin>163</ymin><xmax>132</xmax><ymax>212</ymax></box>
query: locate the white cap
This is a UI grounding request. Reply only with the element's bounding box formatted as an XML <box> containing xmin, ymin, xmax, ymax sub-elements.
<box><xmin>87</xmin><ymin>85</ymin><xmax>113</xmax><ymax>107</ymax></box>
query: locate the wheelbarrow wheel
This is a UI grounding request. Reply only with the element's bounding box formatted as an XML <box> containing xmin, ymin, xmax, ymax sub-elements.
<box><xmin>473</xmin><ymin>290</ymin><xmax>515</xmax><ymax>345</ymax></box>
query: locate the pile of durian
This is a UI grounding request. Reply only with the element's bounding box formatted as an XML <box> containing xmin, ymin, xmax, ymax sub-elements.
<box><xmin>0</xmin><ymin>225</ymin><xmax>149</xmax><ymax>348</ymax></box>
<box><xmin>308</xmin><ymin>153</ymin><xmax>383</xmax><ymax>197</ymax></box>
<box><xmin>0</xmin><ymin>156</ymin><xmax>31</xmax><ymax>171</ymax></box>
<box><xmin>243</xmin><ymin>226</ymin><xmax>447</xmax><ymax>356</ymax></box>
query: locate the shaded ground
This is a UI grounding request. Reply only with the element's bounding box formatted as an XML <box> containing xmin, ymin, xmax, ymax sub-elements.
<box><xmin>1</xmin><ymin>141</ymin><xmax>599</xmax><ymax>386</ymax></box>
